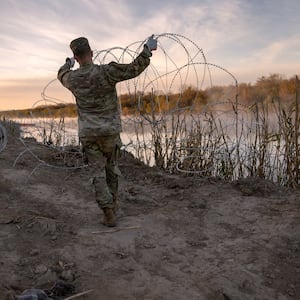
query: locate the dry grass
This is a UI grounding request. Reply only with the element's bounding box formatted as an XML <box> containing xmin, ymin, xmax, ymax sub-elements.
<box><xmin>4</xmin><ymin>77</ymin><xmax>300</xmax><ymax>187</ymax></box>
<box><xmin>128</xmin><ymin>76</ymin><xmax>300</xmax><ymax>187</ymax></box>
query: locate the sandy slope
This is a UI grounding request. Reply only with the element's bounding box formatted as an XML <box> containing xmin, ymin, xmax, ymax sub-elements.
<box><xmin>0</xmin><ymin>130</ymin><xmax>299</xmax><ymax>300</ymax></box>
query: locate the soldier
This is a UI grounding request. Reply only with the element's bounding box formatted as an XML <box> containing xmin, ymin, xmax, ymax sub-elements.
<box><xmin>58</xmin><ymin>36</ymin><xmax>157</xmax><ymax>227</ymax></box>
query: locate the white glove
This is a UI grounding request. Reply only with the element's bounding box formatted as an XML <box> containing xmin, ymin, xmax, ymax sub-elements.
<box><xmin>66</xmin><ymin>57</ymin><xmax>75</xmax><ymax>68</ymax></box>
<box><xmin>145</xmin><ymin>34</ymin><xmax>157</xmax><ymax>51</ymax></box>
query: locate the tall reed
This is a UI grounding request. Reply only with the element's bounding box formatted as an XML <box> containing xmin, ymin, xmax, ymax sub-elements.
<box><xmin>127</xmin><ymin>77</ymin><xmax>300</xmax><ymax>187</ymax></box>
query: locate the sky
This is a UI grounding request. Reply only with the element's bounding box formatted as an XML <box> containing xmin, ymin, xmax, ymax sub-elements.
<box><xmin>0</xmin><ymin>0</ymin><xmax>299</xmax><ymax>111</ymax></box>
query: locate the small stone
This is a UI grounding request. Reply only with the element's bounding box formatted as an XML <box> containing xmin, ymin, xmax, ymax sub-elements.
<box><xmin>199</xmin><ymin>203</ymin><xmax>207</xmax><ymax>209</ymax></box>
<box><xmin>30</xmin><ymin>249</ymin><xmax>40</xmax><ymax>256</ymax></box>
<box><xmin>61</xmin><ymin>269</ymin><xmax>74</xmax><ymax>281</ymax></box>
<box><xmin>287</xmin><ymin>287</ymin><xmax>295</xmax><ymax>297</ymax></box>
<box><xmin>36</xmin><ymin>270</ymin><xmax>57</xmax><ymax>286</ymax></box>
<box><xmin>114</xmin><ymin>252</ymin><xmax>128</xmax><ymax>259</ymax></box>
<box><xmin>35</xmin><ymin>264</ymin><xmax>48</xmax><ymax>275</ymax></box>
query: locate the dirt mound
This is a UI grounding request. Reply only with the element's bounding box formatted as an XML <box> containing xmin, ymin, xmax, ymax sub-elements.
<box><xmin>0</xmin><ymin>132</ymin><xmax>299</xmax><ymax>299</ymax></box>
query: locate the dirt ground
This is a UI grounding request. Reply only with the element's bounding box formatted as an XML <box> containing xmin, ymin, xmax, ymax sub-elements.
<box><xmin>0</xmin><ymin>126</ymin><xmax>299</xmax><ymax>300</ymax></box>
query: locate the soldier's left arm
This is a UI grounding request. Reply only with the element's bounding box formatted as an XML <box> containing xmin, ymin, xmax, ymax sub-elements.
<box><xmin>106</xmin><ymin>45</ymin><xmax>152</xmax><ymax>84</ymax></box>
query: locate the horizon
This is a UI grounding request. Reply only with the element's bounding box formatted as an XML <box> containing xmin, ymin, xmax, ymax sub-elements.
<box><xmin>1</xmin><ymin>0</ymin><xmax>299</xmax><ymax>111</ymax></box>
<box><xmin>1</xmin><ymin>72</ymin><xmax>297</xmax><ymax>114</ymax></box>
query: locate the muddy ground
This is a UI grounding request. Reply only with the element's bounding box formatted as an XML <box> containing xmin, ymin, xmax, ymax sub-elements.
<box><xmin>0</xmin><ymin>126</ymin><xmax>299</xmax><ymax>300</ymax></box>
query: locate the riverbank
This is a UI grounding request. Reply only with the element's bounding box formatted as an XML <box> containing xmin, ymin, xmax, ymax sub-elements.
<box><xmin>0</xmin><ymin>125</ymin><xmax>299</xmax><ymax>299</ymax></box>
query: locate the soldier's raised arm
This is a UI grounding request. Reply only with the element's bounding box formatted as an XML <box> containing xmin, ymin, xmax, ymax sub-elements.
<box><xmin>105</xmin><ymin>35</ymin><xmax>157</xmax><ymax>84</ymax></box>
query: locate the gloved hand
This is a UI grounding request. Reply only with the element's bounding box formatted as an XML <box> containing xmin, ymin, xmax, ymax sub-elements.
<box><xmin>145</xmin><ymin>34</ymin><xmax>157</xmax><ymax>51</ymax></box>
<box><xmin>65</xmin><ymin>57</ymin><xmax>75</xmax><ymax>68</ymax></box>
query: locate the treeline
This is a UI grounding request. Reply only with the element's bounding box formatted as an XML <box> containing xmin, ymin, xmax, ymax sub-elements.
<box><xmin>120</xmin><ymin>86</ymin><xmax>208</xmax><ymax>115</ymax></box>
<box><xmin>0</xmin><ymin>103</ymin><xmax>77</xmax><ymax>119</ymax></box>
<box><xmin>1</xmin><ymin>74</ymin><xmax>298</xmax><ymax>119</ymax></box>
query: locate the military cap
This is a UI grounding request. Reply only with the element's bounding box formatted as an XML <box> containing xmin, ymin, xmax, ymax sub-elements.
<box><xmin>70</xmin><ymin>37</ymin><xmax>91</xmax><ymax>54</ymax></box>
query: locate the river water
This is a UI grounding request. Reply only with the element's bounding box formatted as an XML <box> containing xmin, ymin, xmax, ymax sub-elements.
<box><xmin>10</xmin><ymin>112</ymin><xmax>289</xmax><ymax>184</ymax></box>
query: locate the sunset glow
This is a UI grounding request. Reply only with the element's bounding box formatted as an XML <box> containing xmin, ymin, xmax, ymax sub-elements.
<box><xmin>1</xmin><ymin>0</ymin><xmax>299</xmax><ymax>110</ymax></box>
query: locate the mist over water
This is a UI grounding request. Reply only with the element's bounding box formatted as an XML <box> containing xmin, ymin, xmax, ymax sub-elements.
<box><xmin>11</xmin><ymin>109</ymin><xmax>296</xmax><ymax>186</ymax></box>
<box><xmin>15</xmin><ymin>117</ymin><xmax>154</xmax><ymax>163</ymax></box>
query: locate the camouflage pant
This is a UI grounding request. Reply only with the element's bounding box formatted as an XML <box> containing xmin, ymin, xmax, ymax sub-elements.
<box><xmin>80</xmin><ymin>134</ymin><xmax>121</xmax><ymax>209</ymax></box>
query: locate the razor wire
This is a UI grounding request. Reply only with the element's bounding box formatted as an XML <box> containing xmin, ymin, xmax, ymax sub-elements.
<box><xmin>0</xmin><ymin>123</ymin><xmax>7</xmax><ymax>153</ymax></box>
<box><xmin>10</xmin><ymin>32</ymin><xmax>270</xmax><ymax>179</ymax></box>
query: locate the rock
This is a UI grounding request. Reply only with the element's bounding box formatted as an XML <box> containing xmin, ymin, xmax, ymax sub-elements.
<box><xmin>30</xmin><ymin>249</ymin><xmax>40</xmax><ymax>256</ymax></box>
<box><xmin>60</xmin><ymin>269</ymin><xmax>74</xmax><ymax>282</ymax></box>
<box><xmin>232</xmin><ymin>177</ymin><xmax>279</xmax><ymax>197</ymax></box>
<box><xmin>34</xmin><ymin>264</ymin><xmax>48</xmax><ymax>275</ymax></box>
<box><xmin>36</xmin><ymin>270</ymin><xmax>57</xmax><ymax>286</ymax></box>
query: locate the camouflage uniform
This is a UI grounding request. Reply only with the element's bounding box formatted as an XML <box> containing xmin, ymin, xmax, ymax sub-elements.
<box><xmin>58</xmin><ymin>38</ymin><xmax>151</xmax><ymax>209</ymax></box>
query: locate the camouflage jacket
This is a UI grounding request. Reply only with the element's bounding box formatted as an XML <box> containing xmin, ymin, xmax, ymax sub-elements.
<box><xmin>57</xmin><ymin>46</ymin><xmax>151</xmax><ymax>137</ymax></box>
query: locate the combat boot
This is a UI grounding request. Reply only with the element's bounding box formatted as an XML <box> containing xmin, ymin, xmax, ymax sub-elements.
<box><xmin>102</xmin><ymin>208</ymin><xmax>116</xmax><ymax>227</ymax></box>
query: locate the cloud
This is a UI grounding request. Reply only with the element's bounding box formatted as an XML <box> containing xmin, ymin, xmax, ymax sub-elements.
<box><xmin>227</xmin><ymin>33</ymin><xmax>300</xmax><ymax>82</ymax></box>
<box><xmin>1</xmin><ymin>0</ymin><xmax>300</xmax><ymax>109</ymax></box>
